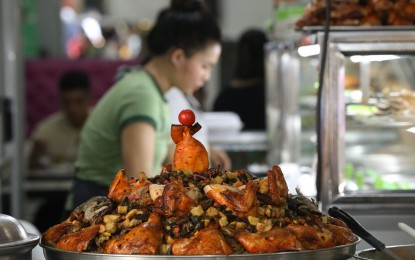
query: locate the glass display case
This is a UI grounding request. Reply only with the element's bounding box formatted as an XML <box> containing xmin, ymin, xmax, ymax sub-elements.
<box><xmin>265</xmin><ymin>35</ymin><xmax>319</xmax><ymax>166</ymax></box>
<box><xmin>265</xmin><ymin>35</ymin><xmax>319</xmax><ymax>196</ymax></box>
<box><xmin>318</xmin><ymin>29</ymin><xmax>415</xmax><ymax>212</ymax></box>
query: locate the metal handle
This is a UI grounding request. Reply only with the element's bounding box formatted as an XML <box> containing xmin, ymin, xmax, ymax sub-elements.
<box><xmin>328</xmin><ymin>206</ymin><xmax>385</xmax><ymax>251</ymax></box>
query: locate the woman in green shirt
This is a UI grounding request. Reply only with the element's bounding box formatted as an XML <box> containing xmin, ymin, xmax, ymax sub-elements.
<box><xmin>67</xmin><ymin>0</ymin><xmax>222</xmax><ymax>212</ymax></box>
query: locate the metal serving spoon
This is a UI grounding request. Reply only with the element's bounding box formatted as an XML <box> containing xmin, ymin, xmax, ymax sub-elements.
<box><xmin>328</xmin><ymin>206</ymin><xmax>402</xmax><ymax>260</ymax></box>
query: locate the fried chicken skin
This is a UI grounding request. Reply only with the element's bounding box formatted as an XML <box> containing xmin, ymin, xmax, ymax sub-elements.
<box><xmin>172</xmin><ymin>228</ymin><xmax>233</xmax><ymax>255</ymax></box>
<box><xmin>232</xmin><ymin>226</ymin><xmax>297</xmax><ymax>253</ymax></box>
<box><xmin>56</xmin><ymin>224</ymin><xmax>100</xmax><ymax>252</ymax></box>
<box><xmin>103</xmin><ymin>213</ymin><xmax>163</xmax><ymax>254</ymax></box>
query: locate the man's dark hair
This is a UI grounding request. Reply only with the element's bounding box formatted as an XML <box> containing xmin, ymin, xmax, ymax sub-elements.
<box><xmin>59</xmin><ymin>71</ymin><xmax>90</xmax><ymax>93</ymax></box>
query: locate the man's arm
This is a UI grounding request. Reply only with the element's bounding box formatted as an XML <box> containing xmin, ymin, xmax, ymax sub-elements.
<box><xmin>28</xmin><ymin>140</ymin><xmax>48</xmax><ymax>169</ymax></box>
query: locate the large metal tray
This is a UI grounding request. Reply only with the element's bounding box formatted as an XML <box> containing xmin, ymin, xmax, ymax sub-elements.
<box><xmin>40</xmin><ymin>238</ymin><xmax>360</xmax><ymax>260</ymax></box>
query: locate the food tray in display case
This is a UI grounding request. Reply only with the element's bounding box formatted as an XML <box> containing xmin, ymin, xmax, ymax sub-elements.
<box><xmin>300</xmin><ymin>26</ymin><xmax>415</xmax><ymax>34</ymax></box>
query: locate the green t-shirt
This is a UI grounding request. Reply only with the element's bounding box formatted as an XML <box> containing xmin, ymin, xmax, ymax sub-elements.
<box><xmin>75</xmin><ymin>69</ymin><xmax>170</xmax><ymax>186</ymax></box>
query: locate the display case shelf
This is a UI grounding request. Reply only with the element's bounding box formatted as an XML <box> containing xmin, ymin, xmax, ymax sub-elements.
<box><xmin>318</xmin><ymin>30</ymin><xmax>415</xmax><ymax>210</ymax></box>
<box><xmin>300</xmin><ymin>25</ymin><xmax>415</xmax><ymax>34</ymax></box>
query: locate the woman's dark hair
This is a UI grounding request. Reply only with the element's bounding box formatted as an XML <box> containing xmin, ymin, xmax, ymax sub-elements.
<box><xmin>234</xmin><ymin>29</ymin><xmax>268</xmax><ymax>80</ymax></box>
<box><xmin>147</xmin><ymin>0</ymin><xmax>221</xmax><ymax>57</ymax></box>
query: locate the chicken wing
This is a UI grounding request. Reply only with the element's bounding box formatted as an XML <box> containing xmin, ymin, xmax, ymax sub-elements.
<box><xmin>257</xmin><ymin>165</ymin><xmax>288</xmax><ymax>207</ymax></box>
<box><xmin>103</xmin><ymin>213</ymin><xmax>163</xmax><ymax>254</ymax></box>
<box><xmin>204</xmin><ymin>181</ymin><xmax>258</xmax><ymax>218</ymax></box>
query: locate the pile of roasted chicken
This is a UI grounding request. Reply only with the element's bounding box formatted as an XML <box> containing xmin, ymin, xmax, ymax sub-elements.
<box><xmin>42</xmin><ymin>112</ymin><xmax>357</xmax><ymax>255</ymax></box>
<box><xmin>295</xmin><ymin>0</ymin><xmax>415</xmax><ymax>29</ymax></box>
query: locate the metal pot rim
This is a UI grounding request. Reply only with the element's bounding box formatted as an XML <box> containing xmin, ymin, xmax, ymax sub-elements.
<box><xmin>354</xmin><ymin>243</ymin><xmax>415</xmax><ymax>260</ymax></box>
<box><xmin>0</xmin><ymin>233</ymin><xmax>39</xmax><ymax>248</ymax></box>
<box><xmin>0</xmin><ymin>233</ymin><xmax>39</xmax><ymax>256</ymax></box>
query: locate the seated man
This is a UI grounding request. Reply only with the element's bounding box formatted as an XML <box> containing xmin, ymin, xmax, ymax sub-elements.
<box><xmin>28</xmin><ymin>70</ymin><xmax>92</xmax><ymax>171</ymax></box>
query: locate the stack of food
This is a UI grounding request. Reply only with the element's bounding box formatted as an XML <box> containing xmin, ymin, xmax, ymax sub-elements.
<box><xmin>41</xmin><ymin>110</ymin><xmax>357</xmax><ymax>255</ymax></box>
<box><xmin>295</xmin><ymin>0</ymin><xmax>415</xmax><ymax>29</ymax></box>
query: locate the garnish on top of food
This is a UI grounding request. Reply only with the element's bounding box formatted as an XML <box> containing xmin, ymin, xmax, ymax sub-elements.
<box><xmin>172</xmin><ymin>109</ymin><xmax>209</xmax><ymax>173</ymax></box>
<box><xmin>41</xmin><ymin>109</ymin><xmax>357</xmax><ymax>255</ymax></box>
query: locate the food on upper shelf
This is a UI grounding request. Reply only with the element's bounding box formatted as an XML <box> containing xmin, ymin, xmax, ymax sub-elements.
<box><xmin>41</xmin><ymin>110</ymin><xmax>357</xmax><ymax>255</ymax></box>
<box><xmin>295</xmin><ymin>0</ymin><xmax>415</xmax><ymax>29</ymax></box>
<box><xmin>376</xmin><ymin>88</ymin><xmax>415</xmax><ymax>116</ymax></box>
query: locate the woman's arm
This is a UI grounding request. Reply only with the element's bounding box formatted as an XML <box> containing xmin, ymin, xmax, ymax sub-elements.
<box><xmin>121</xmin><ymin>121</ymin><xmax>156</xmax><ymax>178</ymax></box>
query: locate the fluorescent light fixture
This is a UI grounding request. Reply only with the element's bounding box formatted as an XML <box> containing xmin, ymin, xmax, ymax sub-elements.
<box><xmin>82</xmin><ymin>17</ymin><xmax>104</xmax><ymax>48</ymax></box>
<box><xmin>406</xmin><ymin>127</ymin><xmax>415</xmax><ymax>134</ymax></box>
<box><xmin>60</xmin><ymin>6</ymin><xmax>76</xmax><ymax>24</ymax></box>
<box><xmin>350</xmin><ymin>55</ymin><xmax>400</xmax><ymax>63</ymax></box>
<box><xmin>298</xmin><ymin>44</ymin><xmax>320</xmax><ymax>57</ymax></box>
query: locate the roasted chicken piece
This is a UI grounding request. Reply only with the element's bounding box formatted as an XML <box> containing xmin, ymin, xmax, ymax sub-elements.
<box><xmin>388</xmin><ymin>10</ymin><xmax>413</xmax><ymax>25</ymax></box>
<box><xmin>371</xmin><ymin>0</ymin><xmax>394</xmax><ymax>12</ymax></box>
<box><xmin>42</xmin><ymin>221</ymin><xmax>82</xmax><ymax>246</ymax></box>
<box><xmin>108</xmin><ymin>169</ymin><xmax>152</xmax><ymax>204</ymax></box>
<box><xmin>151</xmin><ymin>180</ymin><xmax>196</xmax><ymax>217</ymax></box>
<box><xmin>204</xmin><ymin>181</ymin><xmax>258</xmax><ymax>218</ymax></box>
<box><xmin>172</xmin><ymin>227</ymin><xmax>233</xmax><ymax>255</ymax></box>
<box><xmin>324</xmin><ymin>223</ymin><xmax>357</xmax><ymax>245</ymax></box>
<box><xmin>56</xmin><ymin>224</ymin><xmax>100</xmax><ymax>252</ymax></box>
<box><xmin>286</xmin><ymin>224</ymin><xmax>336</xmax><ymax>250</ymax></box>
<box><xmin>103</xmin><ymin>213</ymin><xmax>163</xmax><ymax>254</ymax></box>
<box><xmin>230</xmin><ymin>226</ymin><xmax>297</xmax><ymax>253</ymax></box>
<box><xmin>257</xmin><ymin>165</ymin><xmax>288</xmax><ymax>207</ymax></box>
<box><xmin>395</xmin><ymin>0</ymin><xmax>415</xmax><ymax>20</ymax></box>
<box><xmin>107</xmin><ymin>169</ymin><xmax>132</xmax><ymax>203</ymax></box>
<box><xmin>43</xmin><ymin>196</ymin><xmax>112</xmax><ymax>246</ymax></box>
<box><xmin>173</xmin><ymin>126</ymin><xmax>209</xmax><ymax>173</ymax></box>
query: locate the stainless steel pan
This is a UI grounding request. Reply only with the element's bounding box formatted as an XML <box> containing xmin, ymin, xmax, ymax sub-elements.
<box><xmin>40</xmin><ymin>239</ymin><xmax>360</xmax><ymax>260</ymax></box>
<box><xmin>354</xmin><ymin>244</ymin><xmax>415</xmax><ymax>260</ymax></box>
